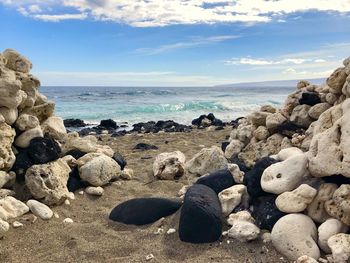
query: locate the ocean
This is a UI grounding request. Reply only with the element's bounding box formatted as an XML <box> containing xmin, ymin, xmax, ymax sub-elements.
<box><xmin>40</xmin><ymin>86</ymin><xmax>295</xmax><ymax>125</ymax></box>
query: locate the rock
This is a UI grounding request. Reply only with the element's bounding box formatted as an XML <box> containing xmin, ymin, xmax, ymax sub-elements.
<box><xmin>306</xmin><ymin>183</ymin><xmax>338</xmax><ymax>223</ymax></box>
<box><xmin>218</xmin><ymin>185</ymin><xmax>248</xmax><ymax>216</ymax></box>
<box><xmin>296</xmin><ymin>255</ymin><xmax>318</xmax><ymax>263</ymax></box>
<box><xmin>41</xmin><ymin>116</ymin><xmax>67</xmax><ymax>140</ymax></box>
<box><xmin>251</xmin><ymin>195</ymin><xmax>286</xmax><ymax>231</ymax></box>
<box><xmin>61</xmin><ymin>132</ymin><xmax>114</xmax><ymax>157</ymax></box>
<box><xmin>109</xmin><ymin>198</ymin><xmax>182</xmax><ymax>225</ymax></box>
<box><xmin>112</xmin><ymin>152</ymin><xmax>127</xmax><ymax>170</ymax></box>
<box><xmin>120</xmin><ymin>168</ymin><xmax>133</xmax><ymax>180</ymax></box>
<box><xmin>326</xmin><ymin>93</ymin><xmax>338</xmax><ymax>105</ymax></box>
<box><xmin>99</xmin><ymin>119</ymin><xmax>118</xmax><ymax>129</ymax></box>
<box><xmin>63</xmin><ymin>218</ymin><xmax>74</xmax><ymax>224</ymax></box>
<box><xmin>261</xmin><ymin>154</ymin><xmax>308</xmax><ymax>194</ymax></box>
<box><xmin>297</xmin><ymin>80</ymin><xmax>310</xmax><ymax>89</ymax></box>
<box><xmin>271</xmin><ymin>214</ymin><xmax>320</xmax><ymax>261</ymax></box>
<box><xmin>261</xmin><ymin>105</ymin><xmax>276</xmax><ymax>113</ymax></box>
<box><xmin>22</xmin><ymin>102</ymin><xmax>55</xmax><ymax>123</ymax></box>
<box><xmin>252</xmin><ymin>126</ymin><xmax>269</xmax><ymax>141</ymax></box>
<box><xmin>277</xmin><ymin>147</ymin><xmax>303</xmax><ymax>161</ymax></box>
<box><xmin>153</xmin><ymin>151</ymin><xmax>186</xmax><ymax>180</ymax></box>
<box><xmin>0</xmin><ymin>107</ymin><xmax>18</xmax><ymax>125</ymax></box>
<box><xmin>290</xmin><ymin>104</ymin><xmax>313</xmax><ymax>128</ymax></box>
<box><xmin>325</xmin><ymin>184</ymin><xmax>350</xmax><ymax>226</ymax></box>
<box><xmin>133</xmin><ymin>143</ymin><xmax>158</xmax><ymax>151</ymax></box>
<box><xmin>328</xmin><ymin>233</ymin><xmax>350</xmax><ymax>263</ymax></box>
<box><xmin>12</xmin><ymin>221</ymin><xmax>23</xmax><ymax>228</ymax></box>
<box><xmin>308</xmin><ymin>103</ymin><xmax>331</xmax><ymax>119</ymax></box>
<box><xmin>63</xmin><ymin>118</ymin><xmax>87</xmax><ymax>127</ymax></box>
<box><xmin>224</xmin><ymin>139</ymin><xmax>245</xmax><ymax>159</ymax></box>
<box><xmin>244</xmin><ymin>157</ymin><xmax>279</xmax><ymax>198</ymax></box>
<box><xmin>179</xmin><ymin>184</ymin><xmax>222</xmax><ymax>243</ymax></box>
<box><xmin>14</xmin><ymin>126</ymin><xmax>43</xmax><ymax>148</ymax></box>
<box><xmin>196</xmin><ymin>169</ymin><xmax>236</xmax><ymax>194</ymax></box>
<box><xmin>227</xmin><ymin>211</ymin><xmax>260</xmax><ymax>242</ymax></box>
<box><xmin>85</xmin><ymin>186</ymin><xmax>104</xmax><ymax>196</ymax></box>
<box><xmin>145</xmin><ymin>254</ymin><xmax>154</xmax><ymax>261</ymax></box>
<box><xmin>266</xmin><ymin>112</ymin><xmax>287</xmax><ymax>130</ymax></box>
<box><xmin>3</xmin><ymin>49</ymin><xmax>32</xmax><ymax>73</ymax></box>
<box><xmin>0</xmin><ymin>122</ymin><xmax>16</xmax><ymax>171</ymax></box>
<box><xmin>299</xmin><ymin>92</ymin><xmax>321</xmax><ymax>106</ymax></box>
<box><xmin>77</xmin><ymin>153</ymin><xmax>121</xmax><ymax>186</ymax></box>
<box><xmin>327</xmin><ymin>67</ymin><xmax>347</xmax><ymax>93</ymax></box>
<box><xmin>275</xmin><ymin>184</ymin><xmax>317</xmax><ymax>213</ymax></box>
<box><xmin>26</xmin><ymin>199</ymin><xmax>53</xmax><ymax>220</ymax></box>
<box><xmin>0</xmin><ymin>189</ymin><xmax>15</xmax><ymax>199</ymax></box>
<box><xmin>25</xmin><ymin>158</ymin><xmax>71</xmax><ymax>205</ymax></box>
<box><xmin>228</xmin><ymin>163</ymin><xmax>244</xmax><ymax>184</ymax></box>
<box><xmin>318</xmin><ymin>218</ymin><xmax>349</xmax><ymax>253</ymax></box>
<box><xmin>248</xmin><ymin>111</ymin><xmax>270</xmax><ymax>126</ymax></box>
<box><xmin>167</xmin><ymin>228</ymin><xmax>176</xmax><ymax>234</ymax></box>
<box><xmin>15</xmin><ymin>114</ymin><xmax>40</xmax><ymax>131</ymax></box>
<box><xmin>0</xmin><ymin>196</ymin><xmax>29</xmax><ymax>221</ymax></box>
<box><xmin>0</xmin><ymin>218</ymin><xmax>9</xmax><ymax>238</ymax></box>
<box><xmin>0</xmin><ymin>171</ymin><xmax>15</xmax><ymax>188</ymax></box>
<box><xmin>185</xmin><ymin>146</ymin><xmax>228</xmax><ymax>176</ymax></box>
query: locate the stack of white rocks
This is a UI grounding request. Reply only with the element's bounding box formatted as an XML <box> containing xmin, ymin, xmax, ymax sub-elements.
<box><xmin>0</xmin><ymin>49</ymin><xmax>122</xmax><ymax>237</ymax></box>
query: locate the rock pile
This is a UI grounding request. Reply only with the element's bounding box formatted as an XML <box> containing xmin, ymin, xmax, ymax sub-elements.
<box><xmin>0</xmin><ymin>49</ymin><xmax>126</xmax><ymax>237</ymax></box>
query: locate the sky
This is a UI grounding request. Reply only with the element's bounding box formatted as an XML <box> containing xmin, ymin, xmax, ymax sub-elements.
<box><xmin>0</xmin><ymin>0</ymin><xmax>350</xmax><ymax>87</ymax></box>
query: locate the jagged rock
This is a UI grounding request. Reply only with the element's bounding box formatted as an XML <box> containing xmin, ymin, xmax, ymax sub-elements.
<box><xmin>318</xmin><ymin>218</ymin><xmax>349</xmax><ymax>253</ymax></box>
<box><xmin>251</xmin><ymin>194</ymin><xmax>286</xmax><ymax>231</ymax></box>
<box><xmin>41</xmin><ymin>116</ymin><xmax>67</xmax><ymax>140</ymax></box>
<box><xmin>14</xmin><ymin>126</ymin><xmax>43</xmax><ymax>148</ymax></box>
<box><xmin>308</xmin><ymin>103</ymin><xmax>331</xmax><ymax>119</ymax></box>
<box><xmin>224</xmin><ymin>139</ymin><xmax>245</xmax><ymax>159</ymax></box>
<box><xmin>327</xmin><ymin>67</ymin><xmax>347</xmax><ymax>94</ymax></box>
<box><xmin>271</xmin><ymin>214</ymin><xmax>320</xmax><ymax>261</ymax></box>
<box><xmin>153</xmin><ymin>151</ymin><xmax>186</xmax><ymax>180</ymax></box>
<box><xmin>328</xmin><ymin>233</ymin><xmax>350</xmax><ymax>263</ymax></box>
<box><xmin>17</xmin><ymin>72</ymin><xmax>40</xmax><ymax>109</ymax></box>
<box><xmin>309</xmin><ymin>98</ymin><xmax>350</xmax><ymax>177</ymax></box>
<box><xmin>3</xmin><ymin>49</ymin><xmax>32</xmax><ymax>73</ymax></box>
<box><xmin>179</xmin><ymin>184</ymin><xmax>222</xmax><ymax>243</ymax></box>
<box><xmin>0</xmin><ymin>218</ymin><xmax>9</xmax><ymax>238</ymax></box>
<box><xmin>61</xmin><ymin>132</ymin><xmax>114</xmax><ymax>157</ymax></box>
<box><xmin>0</xmin><ymin>171</ymin><xmax>15</xmax><ymax>189</ymax></box>
<box><xmin>227</xmin><ymin>211</ymin><xmax>260</xmax><ymax>242</ymax></box>
<box><xmin>325</xmin><ymin>184</ymin><xmax>350</xmax><ymax>226</ymax></box>
<box><xmin>25</xmin><ymin>158</ymin><xmax>71</xmax><ymax>205</ymax></box>
<box><xmin>299</xmin><ymin>92</ymin><xmax>321</xmax><ymax>106</ymax></box>
<box><xmin>297</xmin><ymin>80</ymin><xmax>310</xmax><ymax>89</ymax></box>
<box><xmin>22</xmin><ymin>102</ymin><xmax>55</xmax><ymax>123</ymax></box>
<box><xmin>252</xmin><ymin>126</ymin><xmax>269</xmax><ymax>141</ymax></box>
<box><xmin>290</xmin><ymin>104</ymin><xmax>313</xmax><ymax>128</ymax></box>
<box><xmin>26</xmin><ymin>199</ymin><xmax>53</xmax><ymax>220</ymax></box>
<box><xmin>261</xmin><ymin>154</ymin><xmax>308</xmax><ymax>194</ymax></box>
<box><xmin>276</xmin><ymin>147</ymin><xmax>303</xmax><ymax>161</ymax></box>
<box><xmin>244</xmin><ymin>157</ymin><xmax>279</xmax><ymax>198</ymax></box>
<box><xmin>185</xmin><ymin>146</ymin><xmax>228</xmax><ymax>176</ymax></box>
<box><xmin>77</xmin><ymin>153</ymin><xmax>121</xmax><ymax>186</ymax></box>
<box><xmin>0</xmin><ymin>107</ymin><xmax>18</xmax><ymax>125</ymax></box>
<box><xmin>15</xmin><ymin>114</ymin><xmax>39</xmax><ymax>131</ymax></box>
<box><xmin>0</xmin><ymin>196</ymin><xmax>29</xmax><ymax>221</ymax></box>
<box><xmin>248</xmin><ymin>111</ymin><xmax>270</xmax><ymax>126</ymax></box>
<box><xmin>306</xmin><ymin>183</ymin><xmax>338</xmax><ymax>223</ymax></box>
<box><xmin>218</xmin><ymin>184</ymin><xmax>248</xmax><ymax>216</ymax></box>
<box><xmin>230</xmin><ymin>122</ymin><xmax>255</xmax><ymax>144</ymax></box>
<box><xmin>112</xmin><ymin>152</ymin><xmax>127</xmax><ymax>170</ymax></box>
<box><xmin>228</xmin><ymin>163</ymin><xmax>244</xmax><ymax>184</ymax></box>
<box><xmin>0</xmin><ymin>122</ymin><xmax>16</xmax><ymax>171</ymax></box>
<box><xmin>275</xmin><ymin>184</ymin><xmax>317</xmax><ymax>213</ymax></box>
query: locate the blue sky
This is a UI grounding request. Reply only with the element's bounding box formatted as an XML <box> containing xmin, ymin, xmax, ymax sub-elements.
<box><xmin>0</xmin><ymin>0</ymin><xmax>350</xmax><ymax>86</ymax></box>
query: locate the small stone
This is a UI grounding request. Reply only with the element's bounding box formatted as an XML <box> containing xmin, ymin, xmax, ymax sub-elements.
<box><xmin>120</xmin><ymin>168</ymin><xmax>133</xmax><ymax>180</ymax></box>
<box><xmin>167</xmin><ymin>228</ymin><xmax>176</xmax><ymax>234</ymax></box>
<box><xmin>85</xmin><ymin>186</ymin><xmax>104</xmax><ymax>196</ymax></box>
<box><xmin>154</xmin><ymin>228</ymin><xmax>164</xmax><ymax>235</ymax></box>
<box><xmin>54</xmin><ymin>213</ymin><xmax>59</xmax><ymax>219</ymax></box>
<box><xmin>261</xmin><ymin>232</ymin><xmax>272</xmax><ymax>243</ymax></box>
<box><xmin>227</xmin><ymin>211</ymin><xmax>260</xmax><ymax>242</ymax></box>
<box><xmin>64</xmin><ymin>199</ymin><xmax>70</xmax><ymax>205</ymax></box>
<box><xmin>63</xmin><ymin>218</ymin><xmax>74</xmax><ymax>224</ymax></box>
<box><xmin>12</xmin><ymin>221</ymin><xmax>23</xmax><ymax>228</ymax></box>
<box><xmin>78</xmin><ymin>191</ymin><xmax>84</xmax><ymax>195</ymax></box>
<box><xmin>146</xmin><ymin>254</ymin><xmax>154</xmax><ymax>261</ymax></box>
<box><xmin>26</xmin><ymin>200</ymin><xmax>53</xmax><ymax>220</ymax></box>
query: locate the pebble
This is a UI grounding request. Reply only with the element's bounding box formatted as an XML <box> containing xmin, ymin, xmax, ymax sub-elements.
<box><xmin>85</xmin><ymin>186</ymin><xmax>104</xmax><ymax>196</ymax></box>
<box><xmin>26</xmin><ymin>199</ymin><xmax>53</xmax><ymax>220</ymax></box>
<box><xmin>154</xmin><ymin>228</ymin><xmax>164</xmax><ymax>234</ymax></box>
<box><xmin>12</xmin><ymin>221</ymin><xmax>23</xmax><ymax>228</ymax></box>
<box><xmin>64</xmin><ymin>199</ymin><xmax>71</xmax><ymax>205</ymax></box>
<box><xmin>63</xmin><ymin>218</ymin><xmax>74</xmax><ymax>224</ymax></box>
<box><xmin>54</xmin><ymin>213</ymin><xmax>59</xmax><ymax>219</ymax></box>
<box><xmin>146</xmin><ymin>254</ymin><xmax>154</xmax><ymax>261</ymax></box>
<box><xmin>78</xmin><ymin>191</ymin><xmax>84</xmax><ymax>195</ymax></box>
<box><xmin>167</xmin><ymin>228</ymin><xmax>176</xmax><ymax>234</ymax></box>
<box><xmin>67</xmin><ymin>192</ymin><xmax>75</xmax><ymax>200</ymax></box>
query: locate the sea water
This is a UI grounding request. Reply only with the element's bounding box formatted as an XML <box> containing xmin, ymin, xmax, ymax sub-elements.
<box><xmin>40</xmin><ymin>86</ymin><xmax>295</xmax><ymax>125</ymax></box>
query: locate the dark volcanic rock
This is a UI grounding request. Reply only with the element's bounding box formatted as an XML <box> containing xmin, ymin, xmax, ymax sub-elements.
<box><xmin>67</xmin><ymin>167</ymin><xmax>89</xmax><ymax>192</ymax></box>
<box><xmin>243</xmin><ymin>157</ymin><xmax>279</xmax><ymax>199</ymax></box>
<box><xmin>111</xmin><ymin>130</ymin><xmax>127</xmax><ymax>137</ymax></box>
<box><xmin>132</xmin><ymin>120</ymin><xmax>191</xmax><ymax>134</ymax></box>
<box><xmin>191</xmin><ymin>113</ymin><xmax>224</xmax><ymax>128</ymax></box>
<box><xmin>64</xmin><ymin>118</ymin><xmax>87</xmax><ymax>127</ymax></box>
<box><xmin>12</xmin><ymin>136</ymin><xmax>61</xmax><ymax>180</ymax></box>
<box><xmin>323</xmin><ymin>174</ymin><xmax>350</xmax><ymax>186</ymax></box>
<box><xmin>65</xmin><ymin>149</ymin><xmax>87</xmax><ymax>159</ymax></box>
<box><xmin>196</xmin><ymin>169</ymin><xmax>236</xmax><ymax>194</ymax></box>
<box><xmin>229</xmin><ymin>156</ymin><xmax>250</xmax><ymax>173</ymax></box>
<box><xmin>99</xmin><ymin>119</ymin><xmax>118</xmax><ymax>129</ymax></box>
<box><xmin>179</xmin><ymin>184</ymin><xmax>222</xmax><ymax>243</ymax></box>
<box><xmin>109</xmin><ymin>198</ymin><xmax>182</xmax><ymax>225</ymax></box>
<box><xmin>112</xmin><ymin>152</ymin><xmax>127</xmax><ymax>170</ymax></box>
<box><xmin>221</xmin><ymin>141</ymin><xmax>230</xmax><ymax>152</ymax></box>
<box><xmin>133</xmin><ymin>143</ymin><xmax>158</xmax><ymax>151</ymax></box>
<box><xmin>276</xmin><ymin>121</ymin><xmax>304</xmax><ymax>138</ymax></box>
<box><xmin>251</xmin><ymin>195</ymin><xmax>286</xmax><ymax>231</ymax></box>
<box><xmin>299</xmin><ymin>92</ymin><xmax>321</xmax><ymax>106</ymax></box>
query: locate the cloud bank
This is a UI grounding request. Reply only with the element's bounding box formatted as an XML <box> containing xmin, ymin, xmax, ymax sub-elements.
<box><xmin>1</xmin><ymin>0</ymin><xmax>350</xmax><ymax>26</ymax></box>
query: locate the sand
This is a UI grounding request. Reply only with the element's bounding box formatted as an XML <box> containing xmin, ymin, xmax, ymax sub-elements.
<box><xmin>0</xmin><ymin>127</ymin><xmax>289</xmax><ymax>263</ymax></box>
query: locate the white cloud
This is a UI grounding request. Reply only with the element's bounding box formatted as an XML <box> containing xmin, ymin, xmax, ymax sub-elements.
<box><xmin>32</xmin><ymin>13</ymin><xmax>88</xmax><ymax>22</ymax></box>
<box><xmin>1</xmin><ymin>0</ymin><xmax>350</xmax><ymax>26</ymax></box>
<box><xmin>135</xmin><ymin>35</ymin><xmax>240</xmax><ymax>55</ymax></box>
<box><xmin>224</xmin><ymin>57</ymin><xmax>315</xmax><ymax>65</ymax></box>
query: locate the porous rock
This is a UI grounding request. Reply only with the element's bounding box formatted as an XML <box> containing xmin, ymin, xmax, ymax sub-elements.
<box><xmin>227</xmin><ymin>211</ymin><xmax>260</xmax><ymax>242</ymax></box>
<box><xmin>153</xmin><ymin>151</ymin><xmax>186</xmax><ymax>180</ymax></box>
<box><xmin>266</xmin><ymin>112</ymin><xmax>287</xmax><ymax>130</ymax></box>
<box><xmin>0</xmin><ymin>122</ymin><xmax>16</xmax><ymax>171</ymax></box>
<box><xmin>325</xmin><ymin>184</ymin><xmax>350</xmax><ymax>226</ymax></box>
<box><xmin>224</xmin><ymin>139</ymin><xmax>245</xmax><ymax>160</ymax></box>
<box><xmin>3</xmin><ymin>49</ymin><xmax>32</xmax><ymax>73</ymax></box>
<box><xmin>0</xmin><ymin>171</ymin><xmax>15</xmax><ymax>189</ymax></box>
<box><xmin>290</xmin><ymin>104</ymin><xmax>313</xmax><ymax>128</ymax></box>
<box><xmin>0</xmin><ymin>196</ymin><xmax>29</xmax><ymax>221</ymax></box>
<box><xmin>218</xmin><ymin>184</ymin><xmax>248</xmax><ymax>216</ymax></box>
<box><xmin>328</xmin><ymin>233</ymin><xmax>350</xmax><ymax>263</ymax></box>
<box><xmin>41</xmin><ymin>116</ymin><xmax>67</xmax><ymax>140</ymax></box>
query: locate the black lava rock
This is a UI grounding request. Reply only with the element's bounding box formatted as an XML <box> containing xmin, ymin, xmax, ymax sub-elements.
<box><xmin>229</xmin><ymin>156</ymin><xmax>250</xmax><ymax>173</ymax></box>
<box><xmin>64</xmin><ymin>118</ymin><xmax>87</xmax><ymax>127</ymax></box>
<box><xmin>133</xmin><ymin>143</ymin><xmax>158</xmax><ymax>151</ymax></box>
<box><xmin>191</xmin><ymin>113</ymin><xmax>224</xmax><ymax>127</ymax></box>
<box><xmin>109</xmin><ymin>198</ymin><xmax>182</xmax><ymax>225</ymax></box>
<box><xmin>179</xmin><ymin>184</ymin><xmax>222</xmax><ymax>243</ymax></box>
<box><xmin>67</xmin><ymin>167</ymin><xmax>89</xmax><ymax>192</ymax></box>
<box><xmin>65</xmin><ymin>149</ymin><xmax>87</xmax><ymax>159</ymax></box>
<box><xmin>111</xmin><ymin>130</ymin><xmax>127</xmax><ymax>137</ymax></box>
<box><xmin>276</xmin><ymin>121</ymin><xmax>304</xmax><ymax>138</ymax></box>
<box><xmin>323</xmin><ymin>174</ymin><xmax>350</xmax><ymax>186</ymax></box>
<box><xmin>243</xmin><ymin>157</ymin><xmax>279</xmax><ymax>199</ymax></box>
<box><xmin>221</xmin><ymin>141</ymin><xmax>230</xmax><ymax>152</ymax></box>
<box><xmin>196</xmin><ymin>169</ymin><xmax>236</xmax><ymax>194</ymax></box>
<box><xmin>99</xmin><ymin>119</ymin><xmax>118</xmax><ymax>129</ymax></box>
<box><xmin>299</xmin><ymin>92</ymin><xmax>321</xmax><ymax>106</ymax></box>
<box><xmin>251</xmin><ymin>195</ymin><xmax>286</xmax><ymax>231</ymax></box>
<box><xmin>112</xmin><ymin>152</ymin><xmax>127</xmax><ymax>170</ymax></box>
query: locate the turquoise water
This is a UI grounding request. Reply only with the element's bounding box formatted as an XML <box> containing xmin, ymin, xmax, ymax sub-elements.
<box><xmin>40</xmin><ymin>86</ymin><xmax>294</xmax><ymax>125</ymax></box>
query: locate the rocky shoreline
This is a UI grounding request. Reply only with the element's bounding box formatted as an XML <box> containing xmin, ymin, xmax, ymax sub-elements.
<box><xmin>0</xmin><ymin>49</ymin><xmax>350</xmax><ymax>263</ymax></box>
